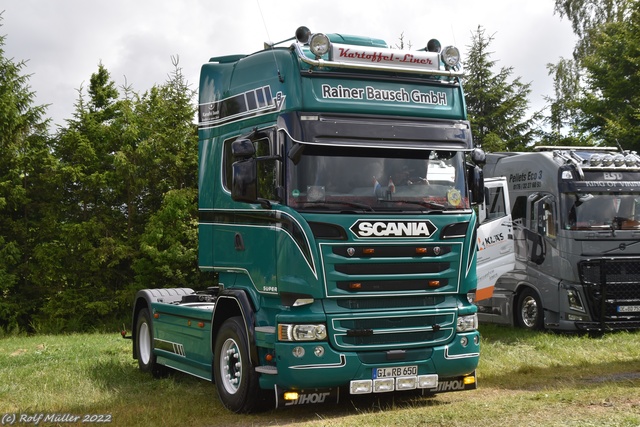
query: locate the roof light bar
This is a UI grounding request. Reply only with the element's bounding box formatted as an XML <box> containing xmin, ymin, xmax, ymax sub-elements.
<box><xmin>292</xmin><ymin>26</ymin><xmax>462</xmax><ymax>77</ymax></box>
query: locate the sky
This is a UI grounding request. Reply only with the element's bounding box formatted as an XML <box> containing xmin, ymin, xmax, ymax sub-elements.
<box><xmin>2</xmin><ymin>0</ymin><xmax>577</xmax><ymax>130</ymax></box>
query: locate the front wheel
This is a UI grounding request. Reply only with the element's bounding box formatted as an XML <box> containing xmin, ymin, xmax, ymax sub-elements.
<box><xmin>516</xmin><ymin>288</ymin><xmax>544</xmax><ymax>330</ymax></box>
<box><xmin>213</xmin><ymin>316</ymin><xmax>270</xmax><ymax>413</ymax></box>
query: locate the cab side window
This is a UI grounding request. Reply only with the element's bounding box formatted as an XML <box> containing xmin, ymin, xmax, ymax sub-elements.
<box><xmin>222</xmin><ymin>128</ymin><xmax>280</xmax><ymax>201</ymax></box>
<box><xmin>482</xmin><ymin>185</ymin><xmax>507</xmax><ymax>223</ymax></box>
<box><xmin>534</xmin><ymin>197</ymin><xmax>556</xmax><ymax>239</ymax></box>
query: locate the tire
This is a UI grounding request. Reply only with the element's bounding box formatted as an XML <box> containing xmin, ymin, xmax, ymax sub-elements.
<box><xmin>136</xmin><ymin>308</ymin><xmax>168</xmax><ymax>377</ymax></box>
<box><xmin>213</xmin><ymin>316</ymin><xmax>271</xmax><ymax>413</ymax></box>
<box><xmin>516</xmin><ymin>288</ymin><xmax>544</xmax><ymax>330</ymax></box>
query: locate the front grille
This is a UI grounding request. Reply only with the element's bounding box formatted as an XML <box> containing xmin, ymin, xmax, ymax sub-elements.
<box><xmin>336</xmin><ymin>295</ymin><xmax>446</xmax><ymax>310</ymax></box>
<box><xmin>321</xmin><ymin>241</ymin><xmax>462</xmax><ymax>350</ymax></box>
<box><xmin>579</xmin><ymin>258</ymin><xmax>640</xmax><ymax>322</ymax></box>
<box><xmin>321</xmin><ymin>242</ymin><xmax>463</xmax><ymax>297</ymax></box>
<box><xmin>329</xmin><ymin>311</ymin><xmax>455</xmax><ymax>350</ymax></box>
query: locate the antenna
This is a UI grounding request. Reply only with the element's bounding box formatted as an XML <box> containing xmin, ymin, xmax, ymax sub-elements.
<box><xmin>256</xmin><ymin>0</ymin><xmax>284</xmax><ymax>83</ymax></box>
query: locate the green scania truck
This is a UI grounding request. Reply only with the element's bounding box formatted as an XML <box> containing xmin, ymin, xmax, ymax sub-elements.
<box><xmin>130</xmin><ymin>26</ymin><xmax>485</xmax><ymax>413</ymax></box>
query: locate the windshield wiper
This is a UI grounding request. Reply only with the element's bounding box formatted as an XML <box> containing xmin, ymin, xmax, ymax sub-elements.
<box><xmin>378</xmin><ymin>199</ymin><xmax>446</xmax><ymax>211</ymax></box>
<box><xmin>301</xmin><ymin>201</ymin><xmax>375</xmax><ymax>212</ymax></box>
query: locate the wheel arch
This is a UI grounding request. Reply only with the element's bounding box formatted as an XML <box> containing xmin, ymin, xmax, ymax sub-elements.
<box><xmin>212</xmin><ymin>289</ymin><xmax>259</xmax><ymax>371</ymax></box>
<box><xmin>131</xmin><ymin>288</ymin><xmax>195</xmax><ymax>359</ymax></box>
<box><xmin>513</xmin><ymin>283</ymin><xmax>545</xmax><ymax>328</ymax></box>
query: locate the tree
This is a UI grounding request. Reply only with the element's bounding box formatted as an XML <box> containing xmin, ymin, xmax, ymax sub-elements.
<box><xmin>463</xmin><ymin>26</ymin><xmax>541</xmax><ymax>151</ymax></box>
<box><xmin>545</xmin><ymin>0</ymin><xmax>635</xmax><ymax>146</ymax></box>
<box><xmin>0</xmin><ymin>15</ymin><xmax>56</xmax><ymax>332</ymax></box>
<box><xmin>576</xmin><ymin>1</ymin><xmax>640</xmax><ymax>150</ymax></box>
<box><xmin>39</xmin><ymin>58</ymin><xmax>201</xmax><ymax>332</ymax></box>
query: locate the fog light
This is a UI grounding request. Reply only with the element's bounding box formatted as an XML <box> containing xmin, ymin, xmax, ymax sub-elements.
<box><xmin>463</xmin><ymin>375</ymin><xmax>476</xmax><ymax>385</ymax></box>
<box><xmin>283</xmin><ymin>391</ymin><xmax>299</xmax><ymax>401</ymax></box>
<box><xmin>373</xmin><ymin>378</ymin><xmax>394</xmax><ymax>393</ymax></box>
<box><xmin>460</xmin><ymin>336</ymin><xmax>468</xmax><ymax>347</ymax></box>
<box><xmin>292</xmin><ymin>346</ymin><xmax>305</xmax><ymax>358</ymax></box>
<box><xmin>474</xmin><ymin>335</ymin><xmax>480</xmax><ymax>345</ymax></box>
<box><xmin>350</xmin><ymin>380</ymin><xmax>372</xmax><ymax>394</ymax></box>
<box><xmin>396</xmin><ymin>377</ymin><xmax>417</xmax><ymax>390</ymax></box>
<box><xmin>418</xmin><ymin>374</ymin><xmax>438</xmax><ymax>388</ymax></box>
<box><xmin>314</xmin><ymin>346</ymin><xmax>324</xmax><ymax>357</ymax></box>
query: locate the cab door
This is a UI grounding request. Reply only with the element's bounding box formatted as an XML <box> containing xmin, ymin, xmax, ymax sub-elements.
<box><xmin>476</xmin><ymin>178</ymin><xmax>516</xmax><ymax>301</ymax></box>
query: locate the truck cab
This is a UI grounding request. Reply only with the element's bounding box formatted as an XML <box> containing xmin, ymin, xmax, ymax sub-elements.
<box><xmin>476</xmin><ymin>147</ymin><xmax>640</xmax><ymax>331</ymax></box>
<box><xmin>131</xmin><ymin>26</ymin><xmax>485</xmax><ymax>413</ymax></box>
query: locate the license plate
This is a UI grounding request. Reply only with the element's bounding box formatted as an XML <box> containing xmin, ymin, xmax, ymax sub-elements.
<box><xmin>373</xmin><ymin>365</ymin><xmax>418</xmax><ymax>379</ymax></box>
<box><xmin>617</xmin><ymin>305</ymin><xmax>640</xmax><ymax>313</ymax></box>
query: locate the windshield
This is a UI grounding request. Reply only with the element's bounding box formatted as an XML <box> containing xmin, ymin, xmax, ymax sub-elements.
<box><xmin>562</xmin><ymin>192</ymin><xmax>640</xmax><ymax>230</ymax></box>
<box><xmin>286</xmin><ymin>144</ymin><xmax>468</xmax><ymax>212</ymax></box>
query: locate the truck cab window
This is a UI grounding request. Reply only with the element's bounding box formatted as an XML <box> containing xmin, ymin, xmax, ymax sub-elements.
<box><xmin>561</xmin><ymin>192</ymin><xmax>640</xmax><ymax>230</ymax></box>
<box><xmin>482</xmin><ymin>185</ymin><xmax>507</xmax><ymax>223</ymax></box>
<box><xmin>534</xmin><ymin>197</ymin><xmax>556</xmax><ymax>239</ymax></box>
<box><xmin>285</xmin><ymin>144</ymin><xmax>469</xmax><ymax>212</ymax></box>
<box><xmin>222</xmin><ymin>130</ymin><xmax>280</xmax><ymax>201</ymax></box>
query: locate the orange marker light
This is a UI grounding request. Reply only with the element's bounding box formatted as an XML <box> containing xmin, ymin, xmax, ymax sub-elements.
<box><xmin>363</xmin><ymin>248</ymin><xmax>375</xmax><ymax>255</ymax></box>
<box><xmin>428</xmin><ymin>280</ymin><xmax>441</xmax><ymax>287</ymax></box>
<box><xmin>198</xmin><ymin>322</ymin><xmax>205</xmax><ymax>328</ymax></box>
<box><xmin>350</xmin><ymin>282</ymin><xmax>362</xmax><ymax>290</ymax></box>
<box><xmin>153</xmin><ymin>313</ymin><xmax>159</xmax><ymax>319</ymax></box>
<box><xmin>416</xmin><ymin>247</ymin><xmax>428</xmax><ymax>255</ymax></box>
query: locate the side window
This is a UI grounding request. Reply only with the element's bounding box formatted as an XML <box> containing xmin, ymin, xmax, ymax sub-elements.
<box><xmin>483</xmin><ymin>186</ymin><xmax>507</xmax><ymax>222</ymax></box>
<box><xmin>534</xmin><ymin>197</ymin><xmax>556</xmax><ymax>239</ymax></box>
<box><xmin>256</xmin><ymin>134</ymin><xmax>279</xmax><ymax>201</ymax></box>
<box><xmin>511</xmin><ymin>196</ymin><xmax>527</xmax><ymax>222</ymax></box>
<box><xmin>222</xmin><ymin>128</ymin><xmax>280</xmax><ymax>200</ymax></box>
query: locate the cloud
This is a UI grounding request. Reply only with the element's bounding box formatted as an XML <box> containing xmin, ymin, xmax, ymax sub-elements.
<box><xmin>2</xmin><ymin>0</ymin><xmax>575</xmax><ymax>128</ymax></box>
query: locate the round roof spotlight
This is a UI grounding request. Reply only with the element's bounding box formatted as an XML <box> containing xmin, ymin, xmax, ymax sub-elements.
<box><xmin>441</xmin><ymin>45</ymin><xmax>461</xmax><ymax>69</ymax></box>
<box><xmin>590</xmin><ymin>154</ymin><xmax>602</xmax><ymax>166</ymax></box>
<box><xmin>295</xmin><ymin>26</ymin><xmax>312</xmax><ymax>44</ymax></box>
<box><xmin>602</xmin><ymin>154</ymin><xmax>614</xmax><ymax>167</ymax></box>
<box><xmin>426</xmin><ymin>39</ymin><xmax>441</xmax><ymax>53</ymax></box>
<box><xmin>613</xmin><ymin>153</ymin><xmax>625</xmax><ymax>167</ymax></box>
<box><xmin>625</xmin><ymin>154</ymin><xmax>638</xmax><ymax>167</ymax></box>
<box><xmin>309</xmin><ymin>33</ymin><xmax>330</xmax><ymax>58</ymax></box>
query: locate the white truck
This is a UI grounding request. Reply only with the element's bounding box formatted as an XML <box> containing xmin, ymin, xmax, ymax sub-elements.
<box><xmin>473</xmin><ymin>146</ymin><xmax>640</xmax><ymax>331</ymax></box>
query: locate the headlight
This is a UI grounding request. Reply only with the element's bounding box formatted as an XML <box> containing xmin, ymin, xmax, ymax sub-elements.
<box><xmin>278</xmin><ymin>323</ymin><xmax>327</xmax><ymax>341</ymax></box>
<box><xmin>309</xmin><ymin>33</ymin><xmax>331</xmax><ymax>57</ymax></box>
<box><xmin>457</xmin><ymin>314</ymin><xmax>478</xmax><ymax>332</ymax></box>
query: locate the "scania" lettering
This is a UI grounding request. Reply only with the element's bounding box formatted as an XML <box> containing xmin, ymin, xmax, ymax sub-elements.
<box><xmin>357</xmin><ymin>221</ymin><xmax>432</xmax><ymax>237</ymax></box>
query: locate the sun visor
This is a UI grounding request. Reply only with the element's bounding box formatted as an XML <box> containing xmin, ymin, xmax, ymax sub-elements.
<box><xmin>278</xmin><ymin>112</ymin><xmax>473</xmax><ymax>151</ymax></box>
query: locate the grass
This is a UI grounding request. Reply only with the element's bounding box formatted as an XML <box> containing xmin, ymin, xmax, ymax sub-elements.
<box><xmin>1</xmin><ymin>325</ymin><xmax>640</xmax><ymax>426</ymax></box>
